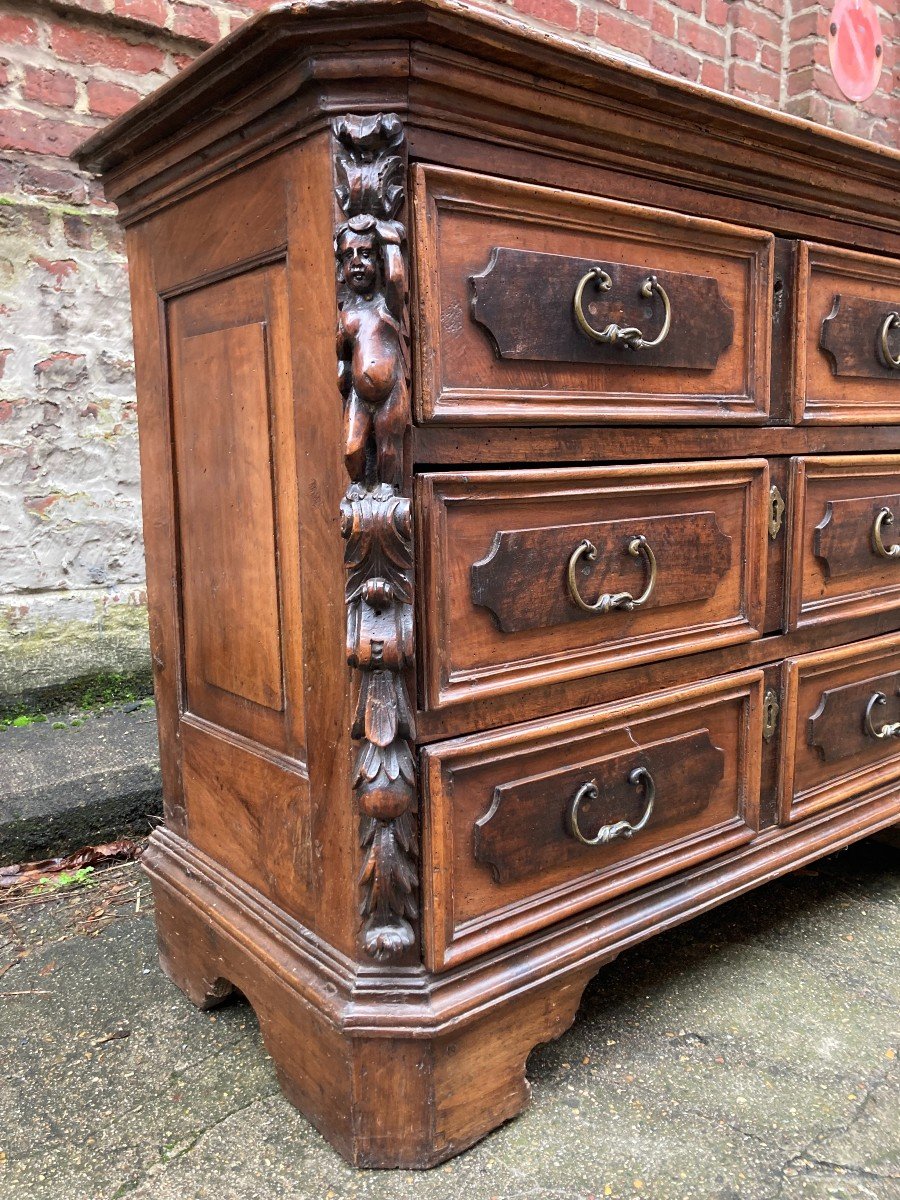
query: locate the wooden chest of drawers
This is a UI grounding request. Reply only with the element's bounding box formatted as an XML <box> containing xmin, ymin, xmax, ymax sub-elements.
<box><xmin>76</xmin><ymin>0</ymin><xmax>900</xmax><ymax>1169</ymax></box>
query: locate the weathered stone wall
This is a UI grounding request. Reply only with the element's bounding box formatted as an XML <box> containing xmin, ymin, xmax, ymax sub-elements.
<box><xmin>0</xmin><ymin>0</ymin><xmax>261</xmax><ymax>708</ymax></box>
<box><xmin>0</xmin><ymin>0</ymin><xmax>897</xmax><ymax>708</ymax></box>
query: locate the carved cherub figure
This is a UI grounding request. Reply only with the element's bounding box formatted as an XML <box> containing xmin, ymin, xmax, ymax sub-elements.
<box><xmin>335</xmin><ymin>213</ymin><xmax>408</xmax><ymax>489</ymax></box>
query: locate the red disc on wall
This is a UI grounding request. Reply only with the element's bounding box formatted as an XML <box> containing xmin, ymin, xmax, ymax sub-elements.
<box><xmin>828</xmin><ymin>0</ymin><xmax>884</xmax><ymax>103</ymax></box>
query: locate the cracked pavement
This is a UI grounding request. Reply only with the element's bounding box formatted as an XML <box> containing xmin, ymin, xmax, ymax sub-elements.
<box><xmin>1</xmin><ymin>839</ymin><xmax>898</xmax><ymax>1199</ymax></box>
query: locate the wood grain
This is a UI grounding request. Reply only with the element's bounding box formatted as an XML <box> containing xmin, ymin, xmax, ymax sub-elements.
<box><xmin>795</xmin><ymin>243</ymin><xmax>900</xmax><ymax>424</ymax></box>
<box><xmin>807</xmin><ymin>672</ymin><xmax>900</xmax><ymax>765</ymax></box>
<box><xmin>779</xmin><ymin>632</ymin><xmax>900</xmax><ymax>823</ymax></box>
<box><xmin>85</xmin><ymin>0</ymin><xmax>900</xmax><ymax>1168</ymax></box>
<box><xmin>470</xmin><ymin>511</ymin><xmax>732</xmax><ymax>635</ymax></box>
<box><xmin>418</xmin><ymin>461</ymin><xmax>768</xmax><ymax>710</ymax></box>
<box><xmin>473</xmin><ymin>727</ymin><xmax>724</xmax><ymax>884</ymax></box>
<box><xmin>469</xmin><ymin>247</ymin><xmax>733</xmax><ymax>368</ymax></box>
<box><xmin>820</xmin><ymin>293</ymin><xmax>900</xmax><ymax>379</ymax></box>
<box><xmin>413</xmin><ymin>165</ymin><xmax>772</xmax><ymax>425</ymax></box>
<box><xmin>787</xmin><ymin>455</ymin><xmax>900</xmax><ymax>631</ymax></box>
<box><xmin>423</xmin><ymin>671</ymin><xmax>762</xmax><ymax>970</ymax></box>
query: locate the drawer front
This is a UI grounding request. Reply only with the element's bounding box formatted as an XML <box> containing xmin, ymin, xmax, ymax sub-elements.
<box><xmin>779</xmin><ymin>633</ymin><xmax>900</xmax><ymax>823</ymax></box>
<box><xmin>418</xmin><ymin>461</ymin><xmax>768</xmax><ymax>710</ymax></box>
<box><xmin>787</xmin><ymin>455</ymin><xmax>900</xmax><ymax>630</ymax></box>
<box><xmin>794</xmin><ymin>243</ymin><xmax>900</xmax><ymax>424</ymax></box>
<box><xmin>413</xmin><ymin>166</ymin><xmax>773</xmax><ymax>425</ymax></box>
<box><xmin>423</xmin><ymin>672</ymin><xmax>763</xmax><ymax>970</ymax></box>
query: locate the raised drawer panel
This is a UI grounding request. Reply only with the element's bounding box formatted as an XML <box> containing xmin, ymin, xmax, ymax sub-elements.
<box><xmin>417</xmin><ymin>461</ymin><xmax>769</xmax><ymax>710</ymax></box>
<box><xmin>422</xmin><ymin>671</ymin><xmax>764</xmax><ymax>970</ymax></box>
<box><xmin>794</xmin><ymin>243</ymin><xmax>900</xmax><ymax>424</ymax></box>
<box><xmin>412</xmin><ymin>166</ymin><xmax>774</xmax><ymax>425</ymax></box>
<box><xmin>786</xmin><ymin>455</ymin><xmax>900</xmax><ymax>630</ymax></box>
<box><xmin>779</xmin><ymin>633</ymin><xmax>900</xmax><ymax>823</ymax></box>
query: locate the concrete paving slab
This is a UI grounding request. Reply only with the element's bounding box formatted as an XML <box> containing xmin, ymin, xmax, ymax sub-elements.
<box><xmin>0</xmin><ymin>704</ymin><xmax>162</xmax><ymax>865</ymax></box>
<box><xmin>0</xmin><ymin>840</ymin><xmax>897</xmax><ymax>1200</ymax></box>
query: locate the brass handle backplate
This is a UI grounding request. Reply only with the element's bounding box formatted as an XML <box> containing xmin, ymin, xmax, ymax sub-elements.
<box><xmin>872</xmin><ymin>507</ymin><xmax>900</xmax><ymax>559</ymax></box>
<box><xmin>864</xmin><ymin>692</ymin><xmax>900</xmax><ymax>740</ymax></box>
<box><xmin>878</xmin><ymin>312</ymin><xmax>900</xmax><ymax>370</ymax></box>
<box><xmin>573</xmin><ymin>267</ymin><xmax>672</xmax><ymax>350</ymax></box>
<box><xmin>567</xmin><ymin>534</ymin><xmax>657</xmax><ymax>614</ymax></box>
<box><xmin>568</xmin><ymin>766</ymin><xmax>656</xmax><ymax>847</ymax></box>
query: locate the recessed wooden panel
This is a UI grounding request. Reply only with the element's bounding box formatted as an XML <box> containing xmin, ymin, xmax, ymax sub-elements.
<box><xmin>779</xmin><ymin>633</ymin><xmax>900</xmax><ymax>823</ymax></box>
<box><xmin>417</xmin><ymin>461</ymin><xmax>768</xmax><ymax>711</ymax></box>
<box><xmin>177</xmin><ymin>322</ymin><xmax>283</xmax><ymax>712</ymax></box>
<box><xmin>167</xmin><ymin>262</ymin><xmax>305</xmax><ymax>757</ymax></box>
<box><xmin>181</xmin><ymin>718</ymin><xmax>312</xmax><ymax>921</ymax></box>
<box><xmin>423</xmin><ymin>671</ymin><xmax>763</xmax><ymax>970</ymax></box>
<box><xmin>794</xmin><ymin>243</ymin><xmax>900</xmax><ymax>424</ymax></box>
<box><xmin>786</xmin><ymin>455</ymin><xmax>900</xmax><ymax>630</ymax></box>
<box><xmin>412</xmin><ymin>165</ymin><xmax>773</xmax><ymax>425</ymax></box>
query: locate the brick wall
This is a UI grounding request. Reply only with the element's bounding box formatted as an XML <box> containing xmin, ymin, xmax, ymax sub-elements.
<box><xmin>0</xmin><ymin>0</ymin><xmax>897</xmax><ymax>706</ymax></box>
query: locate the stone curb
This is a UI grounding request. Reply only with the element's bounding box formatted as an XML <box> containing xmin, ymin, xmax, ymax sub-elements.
<box><xmin>0</xmin><ymin>705</ymin><xmax>162</xmax><ymax>866</ymax></box>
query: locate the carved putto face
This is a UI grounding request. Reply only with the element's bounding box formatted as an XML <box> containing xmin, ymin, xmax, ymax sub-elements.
<box><xmin>338</xmin><ymin>230</ymin><xmax>379</xmax><ymax>294</ymax></box>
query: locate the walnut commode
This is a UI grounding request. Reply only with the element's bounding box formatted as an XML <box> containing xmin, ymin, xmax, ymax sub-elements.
<box><xmin>76</xmin><ymin>0</ymin><xmax>900</xmax><ymax>1169</ymax></box>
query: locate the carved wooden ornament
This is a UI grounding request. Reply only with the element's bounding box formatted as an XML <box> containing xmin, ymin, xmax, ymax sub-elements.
<box><xmin>334</xmin><ymin>114</ymin><xmax>417</xmax><ymax>960</ymax></box>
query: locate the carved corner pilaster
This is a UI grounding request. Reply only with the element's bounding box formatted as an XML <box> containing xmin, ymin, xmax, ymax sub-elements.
<box><xmin>333</xmin><ymin>114</ymin><xmax>417</xmax><ymax>961</ymax></box>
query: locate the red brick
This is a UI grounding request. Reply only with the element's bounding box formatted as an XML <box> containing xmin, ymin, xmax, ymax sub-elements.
<box><xmin>729</xmin><ymin>60</ymin><xmax>780</xmax><ymax>101</ymax></box>
<box><xmin>0</xmin><ymin>59</ymin><xmax>8</xmax><ymax>88</ymax></box>
<box><xmin>577</xmin><ymin>5</ymin><xmax>597</xmax><ymax>35</ymax></box>
<box><xmin>87</xmin><ymin>78</ymin><xmax>142</xmax><ymax>117</ymax></box>
<box><xmin>649</xmin><ymin>37</ymin><xmax>702</xmax><ymax>79</ymax></box>
<box><xmin>830</xmin><ymin>105</ymin><xmax>875</xmax><ymax>138</ymax></box>
<box><xmin>0</xmin><ymin>13</ymin><xmax>38</xmax><ymax>45</ymax></box>
<box><xmin>862</xmin><ymin>90</ymin><xmax>894</xmax><ymax>118</ymax></box>
<box><xmin>668</xmin><ymin>0</ymin><xmax>703</xmax><ymax>16</ymax></box>
<box><xmin>23</xmin><ymin>67</ymin><xmax>79</xmax><ymax>110</ymax></box>
<box><xmin>0</xmin><ymin>110</ymin><xmax>94</xmax><ymax>158</ymax></box>
<box><xmin>51</xmin><ymin>21</ymin><xmax>166</xmax><ymax>74</ymax></box>
<box><xmin>33</xmin><ymin>256</ymin><xmax>79</xmax><ymax>289</ymax></box>
<box><xmin>172</xmin><ymin>3</ymin><xmax>222</xmax><ymax>43</ymax></box>
<box><xmin>786</xmin><ymin>65</ymin><xmax>815</xmax><ymax>96</ymax></box>
<box><xmin>678</xmin><ymin>15</ymin><xmax>726</xmax><ymax>56</ymax></box>
<box><xmin>759</xmin><ymin>43</ymin><xmax>780</xmax><ymax>72</ymax></box>
<box><xmin>788</xmin><ymin>42</ymin><xmax>815</xmax><ymax>70</ymax></box>
<box><xmin>728</xmin><ymin>5</ymin><xmax>781</xmax><ymax>43</ymax></box>
<box><xmin>595</xmin><ymin>10</ymin><xmax>651</xmax><ymax>57</ymax></box>
<box><xmin>513</xmin><ymin>0</ymin><xmax>579</xmax><ymax>31</ymax></box>
<box><xmin>703</xmin><ymin>0</ymin><xmax>729</xmax><ymax>26</ymax></box>
<box><xmin>700</xmin><ymin>59</ymin><xmax>726</xmax><ymax>88</ymax></box>
<box><xmin>624</xmin><ymin>0</ymin><xmax>653</xmax><ymax>21</ymax></box>
<box><xmin>652</xmin><ymin>5</ymin><xmax>677</xmax><ymax>39</ymax></box>
<box><xmin>113</xmin><ymin>0</ymin><xmax>167</xmax><ymax>24</ymax></box>
<box><xmin>731</xmin><ymin>29</ymin><xmax>758</xmax><ymax>60</ymax></box>
<box><xmin>788</xmin><ymin>9</ymin><xmax>821</xmax><ymax>38</ymax></box>
<box><xmin>19</xmin><ymin>164</ymin><xmax>87</xmax><ymax>203</ymax></box>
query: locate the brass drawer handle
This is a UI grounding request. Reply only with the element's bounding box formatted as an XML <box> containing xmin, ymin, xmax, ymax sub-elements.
<box><xmin>865</xmin><ymin>692</ymin><xmax>900</xmax><ymax>740</ymax></box>
<box><xmin>567</xmin><ymin>534</ymin><xmax>657</xmax><ymax>613</ymax></box>
<box><xmin>878</xmin><ymin>312</ymin><xmax>900</xmax><ymax>370</ymax></box>
<box><xmin>872</xmin><ymin>507</ymin><xmax>900</xmax><ymax>559</ymax></box>
<box><xmin>568</xmin><ymin>766</ymin><xmax>656</xmax><ymax>846</ymax></box>
<box><xmin>574</xmin><ymin>267</ymin><xmax>672</xmax><ymax>350</ymax></box>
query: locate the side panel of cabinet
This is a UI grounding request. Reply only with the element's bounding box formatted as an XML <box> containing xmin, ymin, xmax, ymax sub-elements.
<box><xmin>126</xmin><ymin>150</ymin><xmax>340</xmax><ymax>932</ymax></box>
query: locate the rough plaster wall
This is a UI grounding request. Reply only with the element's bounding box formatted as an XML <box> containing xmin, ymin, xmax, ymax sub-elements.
<box><xmin>0</xmin><ymin>192</ymin><xmax>147</xmax><ymax>704</ymax></box>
